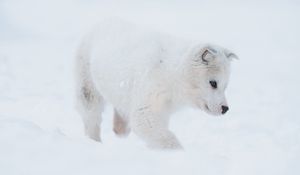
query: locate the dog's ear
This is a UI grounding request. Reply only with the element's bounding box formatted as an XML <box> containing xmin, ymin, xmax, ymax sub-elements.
<box><xmin>224</xmin><ymin>49</ymin><xmax>238</xmax><ymax>60</ymax></box>
<box><xmin>201</xmin><ymin>46</ymin><xmax>217</xmax><ymax>64</ymax></box>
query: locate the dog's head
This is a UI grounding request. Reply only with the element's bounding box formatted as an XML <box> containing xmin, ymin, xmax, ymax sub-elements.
<box><xmin>186</xmin><ymin>44</ymin><xmax>237</xmax><ymax>116</ymax></box>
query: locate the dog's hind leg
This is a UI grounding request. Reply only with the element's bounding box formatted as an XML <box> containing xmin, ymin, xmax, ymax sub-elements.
<box><xmin>76</xmin><ymin>41</ymin><xmax>104</xmax><ymax>142</ymax></box>
<box><xmin>113</xmin><ymin>109</ymin><xmax>131</xmax><ymax>137</ymax></box>
<box><xmin>77</xmin><ymin>85</ymin><xmax>104</xmax><ymax>142</ymax></box>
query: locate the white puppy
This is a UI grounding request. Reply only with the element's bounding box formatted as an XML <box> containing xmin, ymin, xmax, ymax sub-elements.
<box><xmin>75</xmin><ymin>19</ymin><xmax>237</xmax><ymax>149</ymax></box>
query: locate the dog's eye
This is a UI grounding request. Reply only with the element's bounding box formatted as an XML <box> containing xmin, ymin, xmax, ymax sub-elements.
<box><xmin>209</xmin><ymin>80</ymin><xmax>217</xmax><ymax>89</ymax></box>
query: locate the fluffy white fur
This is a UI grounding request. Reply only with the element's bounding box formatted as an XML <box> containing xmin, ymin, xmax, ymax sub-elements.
<box><xmin>75</xmin><ymin>19</ymin><xmax>236</xmax><ymax>149</ymax></box>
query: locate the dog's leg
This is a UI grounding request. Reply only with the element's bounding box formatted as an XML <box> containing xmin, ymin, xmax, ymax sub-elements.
<box><xmin>77</xmin><ymin>85</ymin><xmax>104</xmax><ymax>142</ymax></box>
<box><xmin>76</xmin><ymin>42</ymin><xmax>104</xmax><ymax>142</ymax></box>
<box><xmin>130</xmin><ymin>93</ymin><xmax>182</xmax><ymax>150</ymax></box>
<box><xmin>113</xmin><ymin>109</ymin><xmax>131</xmax><ymax>137</ymax></box>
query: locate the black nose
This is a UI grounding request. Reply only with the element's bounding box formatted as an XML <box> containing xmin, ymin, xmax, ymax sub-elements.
<box><xmin>221</xmin><ymin>105</ymin><xmax>229</xmax><ymax>114</ymax></box>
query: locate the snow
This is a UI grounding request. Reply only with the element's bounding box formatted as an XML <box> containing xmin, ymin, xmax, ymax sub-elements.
<box><xmin>1</xmin><ymin>0</ymin><xmax>300</xmax><ymax>174</ymax></box>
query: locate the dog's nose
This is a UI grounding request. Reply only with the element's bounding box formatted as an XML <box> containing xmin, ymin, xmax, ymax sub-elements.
<box><xmin>221</xmin><ymin>105</ymin><xmax>229</xmax><ymax>114</ymax></box>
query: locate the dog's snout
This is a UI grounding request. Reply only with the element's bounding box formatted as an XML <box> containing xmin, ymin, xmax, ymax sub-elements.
<box><xmin>221</xmin><ymin>105</ymin><xmax>229</xmax><ymax>114</ymax></box>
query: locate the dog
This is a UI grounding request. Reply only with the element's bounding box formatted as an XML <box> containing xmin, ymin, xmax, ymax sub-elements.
<box><xmin>75</xmin><ymin>19</ymin><xmax>237</xmax><ymax>149</ymax></box>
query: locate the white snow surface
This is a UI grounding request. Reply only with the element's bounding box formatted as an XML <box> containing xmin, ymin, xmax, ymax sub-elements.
<box><xmin>1</xmin><ymin>0</ymin><xmax>300</xmax><ymax>174</ymax></box>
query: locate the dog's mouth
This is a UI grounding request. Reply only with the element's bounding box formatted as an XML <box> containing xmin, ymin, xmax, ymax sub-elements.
<box><xmin>203</xmin><ymin>103</ymin><xmax>222</xmax><ymax>116</ymax></box>
<box><xmin>204</xmin><ymin>104</ymin><xmax>214</xmax><ymax>114</ymax></box>
<box><xmin>196</xmin><ymin>100</ymin><xmax>222</xmax><ymax>116</ymax></box>
<box><xmin>205</xmin><ymin>104</ymin><xmax>209</xmax><ymax>111</ymax></box>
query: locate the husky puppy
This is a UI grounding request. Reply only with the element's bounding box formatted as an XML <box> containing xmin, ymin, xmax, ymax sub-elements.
<box><xmin>75</xmin><ymin>19</ymin><xmax>237</xmax><ymax>149</ymax></box>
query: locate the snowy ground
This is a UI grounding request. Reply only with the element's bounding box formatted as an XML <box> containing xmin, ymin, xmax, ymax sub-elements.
<box><xmin>1</xmin><ymin>0</ymin><xmax>300</xmax><ymax>175</ymax></box>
